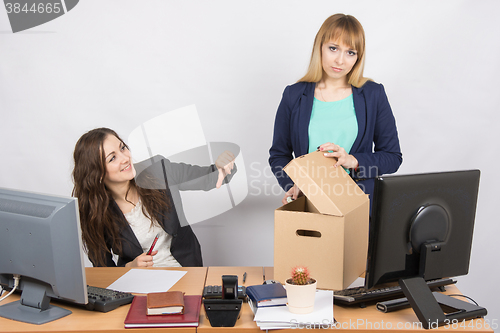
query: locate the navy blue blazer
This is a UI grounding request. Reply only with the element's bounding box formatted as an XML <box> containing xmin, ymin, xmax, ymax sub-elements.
<box><xmin>269</xmin><ymin>81</ymin><xmax>402</xmax><ymax>204</ymax></box>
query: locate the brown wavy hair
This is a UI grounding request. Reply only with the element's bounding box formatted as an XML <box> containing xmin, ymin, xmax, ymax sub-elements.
<box><xmin>72</xmin><ymin>128</ymin><xmax>169</xmax><ymax>267</ymax></box>
<box><xmin>299</xmin><ymin>13</ymin><xmax>370</xmax><ymax>87</ymax></box>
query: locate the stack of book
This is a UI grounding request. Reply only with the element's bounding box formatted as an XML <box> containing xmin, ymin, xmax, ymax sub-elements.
<box><xmin>252</xmin><ymin>290</ymin><xmax>334</xmax><ymax>330</ymax></box>
<box><xmin>124</xmin><ymin>291</ymin><xmax>201</xmax><ymax>328</ymax></box>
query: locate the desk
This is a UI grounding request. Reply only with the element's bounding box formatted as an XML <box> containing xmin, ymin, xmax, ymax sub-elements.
<box><xmin>0</xmin><ymin>267</ymin><xmax>207</xmax><ymax>333</ymax></box>
<box><xmin>201</xmin><ymin>267</ymin><xmax>494</xmax><ymax>333</ymax></box>
<box><xmin>265</xmin><ymin>267</ymin><xmax>494</xmax><ymax>333</ymax></box>
<box><xmin>0</xmin><ymin>267</ymin><xmax>494</xmax><ymax>333</ymax></box>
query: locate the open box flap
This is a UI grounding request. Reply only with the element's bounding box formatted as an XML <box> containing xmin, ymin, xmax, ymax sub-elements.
<box><xmin>284</xmin><ymin>151</ymin><xmax>368</xmax><ymax>216</ymax></box>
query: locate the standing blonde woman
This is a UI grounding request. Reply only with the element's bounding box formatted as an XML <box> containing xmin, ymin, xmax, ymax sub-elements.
<box><xmin>269</xmin><ymin>14</ymin><xmax>402</xmax><ymax>208</ymax></box>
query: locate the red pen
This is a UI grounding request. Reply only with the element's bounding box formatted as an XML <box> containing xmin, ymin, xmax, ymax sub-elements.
<box><xmin>147</xmin><ymin>234</ymin><xmax>159</xmax><ymax>255</ymax></box>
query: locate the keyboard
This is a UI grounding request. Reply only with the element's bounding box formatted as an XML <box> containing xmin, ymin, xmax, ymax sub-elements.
<box><xmin>85</xmin><ymin>285</ymin><xmax>135</xmax><ymax>312</ymax></box>
<box><xmin>333</xmin><ymin>278</ymin><xmax>456</xmax><ymax>306</ymax></box>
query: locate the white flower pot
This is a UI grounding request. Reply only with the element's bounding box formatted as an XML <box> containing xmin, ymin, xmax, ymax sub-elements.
<box><xmin>285</xmin><ymin>279</ymin><xmax>317</xmax><ymax>314</ymax></box>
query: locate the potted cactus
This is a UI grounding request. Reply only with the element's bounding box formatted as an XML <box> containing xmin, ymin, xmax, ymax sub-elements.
<box><xmin>285</xmin><ymin>266</ymin><xmax>317</xmax><ymax>314</ymax></box>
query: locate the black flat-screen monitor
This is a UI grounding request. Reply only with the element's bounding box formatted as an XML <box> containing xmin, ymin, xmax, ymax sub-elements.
<box><xmin>0</xmin><ymin>187</ymin><xmax>88</xmax><ymax>325</ymax></box>
<box><xmin>365</xmin><ymin>170</ymin><xmax>487</xmax><ymax>328</ymax></box>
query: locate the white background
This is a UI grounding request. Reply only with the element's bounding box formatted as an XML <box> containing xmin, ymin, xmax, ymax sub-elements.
<box><xmin>1</xmin><ymin>0</ymin><xmax>499</xmax><ymax>329</ymax></box>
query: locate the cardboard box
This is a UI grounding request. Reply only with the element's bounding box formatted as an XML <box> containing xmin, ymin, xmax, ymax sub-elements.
<box><xmin>274</xmin><ymin>151</ymin><xmax>370</xmax><ymax>290</ymax></box>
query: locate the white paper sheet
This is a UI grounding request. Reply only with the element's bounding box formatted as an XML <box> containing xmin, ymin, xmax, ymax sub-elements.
<box><xmin>107</xmin><ymin>269</ymin><xmax>187</xmax><ymax>294</ymax></box>
<box><xmin>347</xmin><ymin>277</ymin><xmax>365</xmax><ymax>289</ymax></box>
<box><xmin>254</xmin><ymin>290</ymin><xmax>334</xmax><ymax>326</ymax></box>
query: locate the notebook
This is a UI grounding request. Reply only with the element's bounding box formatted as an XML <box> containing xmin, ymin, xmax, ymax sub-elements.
<box><xmin>147</xmin><ymin>291</ymin><xmax>184</xmax><ymax>315</ymax></box>
<box><xmin>246</xmin><ymin>283</ymin><xmax>287</xmax><ymax>307</ymax></box>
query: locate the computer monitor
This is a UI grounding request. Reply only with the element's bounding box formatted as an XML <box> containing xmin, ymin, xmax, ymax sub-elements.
<box><xmin>365</xmin><ymin>170</ymin><xmax>487</xmax><ymax>328</ymax></box>
<box><xmin>0</xmin><ymin>187</ymin><xmax>88</xmax><ymax>325</ymax></box>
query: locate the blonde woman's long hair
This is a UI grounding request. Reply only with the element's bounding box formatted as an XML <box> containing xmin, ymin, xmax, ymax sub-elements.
<box><xmin>299</xmin><ymin>14</ymin><xmax>370</xmax><ymax>87</ymax></box>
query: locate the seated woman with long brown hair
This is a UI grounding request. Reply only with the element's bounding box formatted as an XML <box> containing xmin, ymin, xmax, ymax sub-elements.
<box><xmin>72</xmin><ymin>127</ymin><xmax>235</xmax><ymax>267</ymax></box>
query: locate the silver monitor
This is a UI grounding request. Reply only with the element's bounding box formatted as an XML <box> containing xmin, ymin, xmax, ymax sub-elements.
<box><xmin>0</xmin><ymin>187</ymin><xmax>88</xmax><ymax>324</ymax></box>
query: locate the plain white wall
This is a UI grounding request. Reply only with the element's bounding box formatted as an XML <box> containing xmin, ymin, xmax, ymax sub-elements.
<box><xmin>1</xmin><ymin>0</ymin><xmax>499</xmax><ymax>329</ymax></box>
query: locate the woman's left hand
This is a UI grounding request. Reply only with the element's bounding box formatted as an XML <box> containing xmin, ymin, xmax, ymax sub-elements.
<box><xmin>318</xmin><ymin>142</ymin><xmax>358</xmax><ymax>169</ymax></box>
<box><xmin>215</xmin><ymin>150</ymin><xmax>236</xmax><ymax>188</ymax></box>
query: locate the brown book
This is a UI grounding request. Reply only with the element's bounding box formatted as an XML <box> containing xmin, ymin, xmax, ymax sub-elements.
<box><xmin>146</xmin><ymin>291</ymin><xmax>185</xmax><ymax>315</ymax></box>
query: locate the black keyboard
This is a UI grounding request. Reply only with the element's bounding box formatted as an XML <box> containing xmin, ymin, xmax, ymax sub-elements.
<box><xmin>85</xmin><ymin>285</ymin><xmax>134</xmax><ymax>312</ymax></box>
<box><xmin>334</xmin><ymin>278</ymin><xmax>456</xmax><ymax>306</ymax></box>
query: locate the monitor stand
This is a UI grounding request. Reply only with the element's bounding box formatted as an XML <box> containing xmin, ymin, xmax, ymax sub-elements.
<box><xmin>399</xmin><ymin>277</ymin><xmax>487</xmax><ymax>329</ymax></box>
<box><xmin>0</xmin><ymin>281</ymin><xmax>71</xmax><ymax>325</ymax></box>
